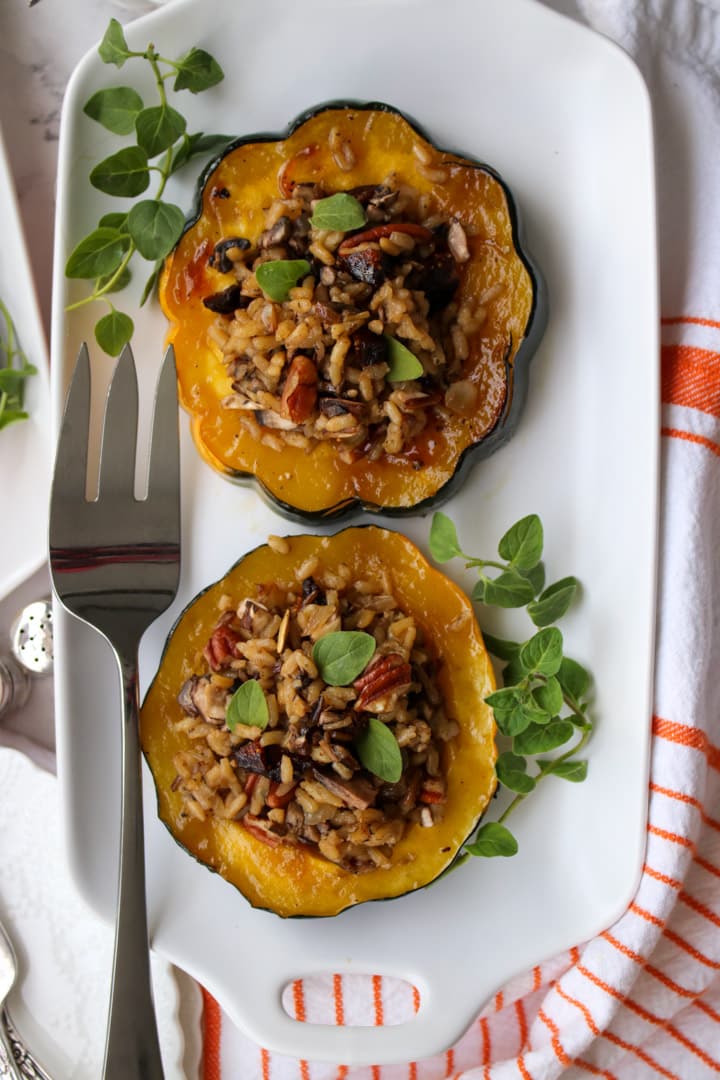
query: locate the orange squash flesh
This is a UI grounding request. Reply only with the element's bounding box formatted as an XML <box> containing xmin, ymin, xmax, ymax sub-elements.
<box><xmin>140</xmin><ymin>527</ymin><xmax>497</xmax><ymax>917</ymax></box>
<box><xmin>159</xmin><ymin>103</ymin><xmax>544</xmax><ymax>520</ymax></box>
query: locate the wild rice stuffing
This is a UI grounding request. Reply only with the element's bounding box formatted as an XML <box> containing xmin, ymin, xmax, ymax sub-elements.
<box><xmin>172</xmin><ymin>555</ymin><xmax>459</xmax><ymax>872</ymax></box>
<box><xmin>203</xmin><ymin>172</ymin><xmax>489</xmax><ymax>460</ymax></box>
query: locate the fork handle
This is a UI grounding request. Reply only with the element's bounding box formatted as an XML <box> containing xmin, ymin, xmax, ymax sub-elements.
<box><xmin>103</xmin><ymin>654</ymin><xmax>164</xmax><ymax>1080</ymax></box>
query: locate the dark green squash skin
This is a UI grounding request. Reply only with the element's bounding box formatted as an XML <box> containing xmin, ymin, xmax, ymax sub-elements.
<box><xmin>176</xmin><ymin>101</ymin><xmax>548</xmax><ymax>524</ymax></box>
<box><xmin>140</xmin><ymin>525</ymin><xmax>497</xmax><ymax>917</ymax></box>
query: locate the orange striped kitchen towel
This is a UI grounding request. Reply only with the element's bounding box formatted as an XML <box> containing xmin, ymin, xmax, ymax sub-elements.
<box><xmin>203</xmin><ymin>1</ymin><xmax>720</xmax><ymax>1075</ymax></box>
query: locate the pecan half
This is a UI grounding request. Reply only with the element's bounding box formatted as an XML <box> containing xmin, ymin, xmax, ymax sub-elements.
<box><xmin>204</xmin><ymin>625</ymin><xmax>242</xmax><ymax>671</ymax></box>
<box><xmin>353</xmin><ymin>654</ymin><xmax>412</xmax><ymax>712</ymax></box>
<box><xmin>280</xmin><ymin>354</ymin><xmax>318</xmax><ymax>423</ymax></box>
<box><xmin>241</xmin><ymin>815</ymin><xmax>285</xmax><ymax>847</ymax></box>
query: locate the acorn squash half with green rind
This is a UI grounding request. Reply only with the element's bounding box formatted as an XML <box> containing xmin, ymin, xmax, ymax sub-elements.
<box><xmin>139</xmin><ymin>527</ymin><xmax>497</xmax><ymax>917</ymax></box>
<box><xmin>159</xmin><ymin>101</ymin><xmax>547</xmax><ymax>522</ymax></box>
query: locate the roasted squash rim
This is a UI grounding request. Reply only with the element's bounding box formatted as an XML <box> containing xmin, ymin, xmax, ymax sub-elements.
<box><xmin>140</xmin><ymin>525</ymin><xmax>498</xmax><ymax>917</ymax></box>
<box><xmin>166</xmin><ymin>99</ymin><xmax>548</xmax><ymax>523</ymax></box>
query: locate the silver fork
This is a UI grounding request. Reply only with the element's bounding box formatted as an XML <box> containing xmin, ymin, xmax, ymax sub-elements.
<box><xmin>49</xmin><ymin>343</ymin><xmax>180</xmax><ymax>1080</ymax></box>
<box><xmin>0</xmin><ymin>919</ymin><xmax>52</xmax><ymax>1079</ymax></box>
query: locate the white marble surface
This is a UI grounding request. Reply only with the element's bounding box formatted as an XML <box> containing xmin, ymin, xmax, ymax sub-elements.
<box><xmin>0</xmin><ymin>0</ymin><xmax>192</xmax><ymax>760</ymax></box>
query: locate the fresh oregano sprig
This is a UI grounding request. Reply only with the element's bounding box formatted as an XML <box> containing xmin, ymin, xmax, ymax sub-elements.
<box><xmin>429</xmin><ymin>511</ymin><xmax>593</xmax><ymax>859</ymax></box>
<box><xmin>65</xmin><ymin>18</ymin><xmax>230</xmax><ymax>357</ymax></box>
<box><xmin>0</xmin><ymin>298</ymin><xmax>37</xmax><ymax>431</ymax></box>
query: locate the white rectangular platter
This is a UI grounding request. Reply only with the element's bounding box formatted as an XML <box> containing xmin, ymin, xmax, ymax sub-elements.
<box><xmin>0</xmin><ymin>125</ymin><xmax>52</xmax><ymax>602</ymax></box>
<box><xmin>51</xmin><ymin>0</ymin><xmax>658</xmax><ymax>1066</ymax></box>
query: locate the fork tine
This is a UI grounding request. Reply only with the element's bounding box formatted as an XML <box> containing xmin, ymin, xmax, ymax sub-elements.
<box><xmin>52</xmin><ymin>342</ymin><xmax>91</xmax><ymax>501</ymax></box>
<box><xmin>98</xmin><ymin>343</ymin><xmax>139</xmax><ymax>495</ymax></box>
<box><xmin>147</xmin><ymin>346</ymin><xmax>180</xmax><ymax>500</ymax></box>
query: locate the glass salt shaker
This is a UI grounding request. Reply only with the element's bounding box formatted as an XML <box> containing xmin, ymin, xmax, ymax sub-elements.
<box><xmin>0</xmin><ymin>599</ymin><xmax>53</xmax><ymax>720</ymax></box>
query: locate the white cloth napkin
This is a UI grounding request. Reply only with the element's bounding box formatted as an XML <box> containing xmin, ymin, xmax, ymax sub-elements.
<box><xmin>200</xmin><ymin>1</ymin><xmax>720</xmax><ymax>1076</ymax></box>
<box><xmin>0</xmin><ymin>747</ymin><xmax>201</xmax><ymax>1079</ymax></box>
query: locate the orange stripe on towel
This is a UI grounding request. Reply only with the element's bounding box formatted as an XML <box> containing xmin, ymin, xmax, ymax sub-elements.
<box><xmin>652</xmin><ymin>716</ymin><xmax>720</xmax><ymax>770</ymax></box>
<box><xmin>373</xmin><ymin>974</ymin><xmax>384</xmax><ymax>1025</ymax></box>
<box><xmin>574</xmin><ymin>1059</ymin><xmax>617</xmax><ymax>1079</ymax></box>
<box><xmin>515</xmin><ymin>998</ymin><xmax>529</xmax><ymax>1049</ymax></box>
<box><xmin>662</xmin><ymin>426</ymin><xmax>720</xmax><ymax>459</ymax></box>
<box><xmin>661</xmin><ymin>344</ymin><xmax>720</xmax><ymax>415</ymax></box>
<box><xmin>579</xmin><ymin>964</ymin><xmax>720</xmax><ymax>1070</ymax></box>
<box><xmin>201</xmin><ymin>988</ymin><xmax>222</xmax><ymax>1080</ymax></box>
<box><xmin>661</xmin><ymin>315</ymin><xmax>720</xmax><ymax>330</ymax></box>
<box><xmin>648</xmin><ymin>823</ymin><xmax>694</xmax><ymax>849</ymax></box>
<box><xmin>333</xmin><ymin>973</ymin><xmax>345</xmax><ymax>1026</ymax></box>
<box><xmin>539</xmin><ymin>1007</ymin><xmax>571</xmax><ymax>1066</ymax></box>
<box><xmin>291</xmin><ymin>980</ymin><xmax>310</xmax><ymax>1080</ymax></box>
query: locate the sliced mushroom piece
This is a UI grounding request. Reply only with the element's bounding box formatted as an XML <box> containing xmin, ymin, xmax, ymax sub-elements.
<box><xmin>208</xmin><ymin>236</ymin><xmax>251</xmax><ymax>274</ymax></box>
<box><xmin>237</xmin><ymin>597</ymin><xmax>270</xmax><ymax>631</ymax></box>
<box><xmin>338</xmin><ymin>245</ymin><xmax>389</xmax><ymax>286</ymax></box>
<box><xmin>177</xmin><ymin>676</ymin><xmax>200</xmax><ymax>716</ymax></box>
<box><xmin>191</xmin><ymin>675</ymin><xmax>232</xmax><ymax>723</ymax></box>
<box><xmin>406</xmin><ymin>251</ymin><xmax>459</xmax><ymax>313</ymax></box>
<box><xmin>202</xmin><ymin>283</ymin><xmax>250</xmax><ymax>315</ymax></box>
<box><xmin>312</xmin><ymin>768</ymin><xmax>377</xmax><ymax>810</ymax></box>
<box><xmin>318</xmin><ymin>396</ymin><xmax>366</xmax><ymax>418</ymax></box>
<box><xmin>350</xmin><ymin>327</ymin><xmax>388</xmax><ymax>368</ymax></box>
<box><xmin>259</xmin><ymin>215</ymin><xmax>293</xmax><ymax>248</ymax></box>
<box><xmin>256</xmin><ymin>410</ymin><xmax>300</xmax><ymax>430</ymax></box>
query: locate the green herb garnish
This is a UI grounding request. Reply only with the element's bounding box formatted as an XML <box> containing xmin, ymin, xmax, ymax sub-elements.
<box><xmin>384</xmin><ymin>336</ymin><xmax>424</xmax><ymax>382</ymax></box>
<box><xmin>65</xmin><ymin>18</ymin><xmax>230</xmax><ymax>357</ymax></box>
<box><xmin>312</xmin><ymin>631</ymin><xmax>376</xmax><ymax>686</ymax></box>
<box><xmin>255</xmin><ymin>259</ymin><xmax>312</xmax><ymax>303</ymax></box>
<box><xmin>0</xmin><ymin>299</ymin><xmax>37</xmax><ymax>431</ymax></box>
<box><xmin>309</xmin><ymin>193</ymin><xmax>367</xmax><ymax>232</ymax></box>
<box><xmin>226</xmin><ymin>679</ymin><xmax>269</xmax><ymax>732</ymax></box>
<box><xmin>428</xmin><ymin>511</ymin><xmax>592</xmax><ymax>859</ymax></box>
<box><xmin>355</xmin><ymin>717</ymin><xmax>403</xmax><ymax>783</ymax></box>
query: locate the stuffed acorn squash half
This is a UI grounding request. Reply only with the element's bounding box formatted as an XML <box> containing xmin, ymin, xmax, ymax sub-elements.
<box><xmin>160</xmin><ymin>102</ymin><xmax>547</xmax><ymax>521</ymax></box>
<box><xmin>140</xmin><ymin>527</ymin><xmax>497</xmax><ymax>917</ymax></box>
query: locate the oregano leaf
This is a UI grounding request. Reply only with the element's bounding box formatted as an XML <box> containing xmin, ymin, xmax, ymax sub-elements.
<box><xmin>83</xmin><ymin>86</ymin><xmax>144</xmax><ymax>134</ymax></box>
<box><xmin>498</xmin><ymin>514</ymin><xmax>543</xmax><ymax>570</ymax></box>
<box><xmin>65</xmin><ymin>227</ymin><xmax>130</xmax><ymax>279</ymax></box>
<box><xmin>532</xmin><ymin>675</ymin><xmax>564</xmax><ymax>716</ymax></box>
<box><xmin>513</xmin><ymin>719</ymin><xmax>575</xmax><ymax>755</ymax></box>
<box><xmin>483</xmin><ymin>570</ymin><xmax>535</xmax><ymax>609</ymax></box>
<box><xmin>170</xmin><ymin>131</ymin><xmax>232</xmax><ymax>174</ymax></box>
<box><xmin>255</xmin><ymin>259</ymin><xmax>311</xmax><ymax>302</ymax></box>
<box><xmin>139</xmin><ymin>259</ymin><xmax>164</xmax><ymax>307</ymax></box>
<box><xmin>481</xmin><ymin>633</ymin><xmax>521</xmax><ymax>662</ymax></box>
<box><xmin>385</xmin><ymin>336</ymin><xmax>424</xmax><ymax>382</ymax></box>
<box><xmin>495</xmin><ymin>751</ymin><xmax>535</xmax><ymax>794</ymax></box>
<box><xmin>354</xmin><ymin>717</ymin><xmax>402</xmax><ymax>782</ymax></box>
<box><xmin>96</xmin><ymin>266</ymin><xmax>132</xmax><ymax>294</ymax></box>
<box><xmin>465</xmin><ymin>822</ymin><xmax>518</xmax><ymax>858</ymax></box>
<box><xmin>173</xmin><ymin>48</ymin><xmax>225</xmax><ymax>93</ymax></box>
<box><xmin>312</xmin><ymin>631</ymin><xmax>375</xmax><ymax>686</ymax></box>
<box><xmin>226</xmin><ymin>679</ymin><xmax>269</xmax><ymax>732</ymax></box>
<box><xmin>90</xmin><ymin>146</ymin><xmax>150</xmax><ymax>197</ymax></box>
<box><xmin>429</xmin><ymin>512</ymin><xmax>462</xmax><ymax>563</ymax></box>
<box><xmin>519</xmin><ymin>628</ymin><xmax>564</xmax><ymax>676</ymax></box>
<box><xmin>310</xmin><ymin>193</ymin><xmax>367</xmax><ymax>232</ymax></box>
<box><xmin>558</xmin><ymin>657</ymin><xmax>592</xmax><ymax>703</ymax></box>
<box><xmin>527</xmin><ymin>576</ymin><xmax>579</xmax><ymax>627</ymax></box>
<box><xmin>94</xmin><ymin>309</ymin><xmax>133</xmax><ymax>356</ymax></box>
<box><xmin>135</xmin><ymin>104</ymin><xmax>186</xmax><ymax>157</ymax></box>
<box><xmin>98</xmin><ymin>18</ymin><xmax>131</xmax><ymax>67</ymax></box>
<box><xmin>519</xmin><ymin>562</ymin><xmax>546</xmax><ymax>597</ymax></box>
<box><xmin>539</xmin><ymin>759</ymin><xmax>588</xmax><ymax>783</ymax></box>
<box><xmin>127</xmin><ymin>200</ymin><xmax>186</xmax><ymax>260</ymax></box>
